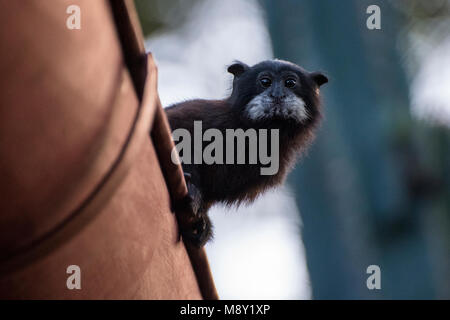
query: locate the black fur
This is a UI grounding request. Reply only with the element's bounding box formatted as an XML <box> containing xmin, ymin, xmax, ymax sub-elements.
<box><xmin>165</xmin><ymin>59</ymin><xmax>327</xmax><ymax>247</ymax></box>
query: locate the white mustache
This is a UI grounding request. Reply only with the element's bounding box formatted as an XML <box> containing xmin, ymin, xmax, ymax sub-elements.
<box><xmin>245</xmin><ymin>93</ymin><xmax>309</xmax><ymax>122</ymax></box>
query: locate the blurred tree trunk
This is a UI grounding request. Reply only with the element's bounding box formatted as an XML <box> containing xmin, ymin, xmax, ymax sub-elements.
<box><xmin>262</xmin><ymin>0</ymin><xmax>447</xmax><ymax>298</ymax></box>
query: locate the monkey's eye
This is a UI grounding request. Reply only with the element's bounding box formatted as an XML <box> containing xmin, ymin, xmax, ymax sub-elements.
<box><xmin>260</xmin><ymin>77</ymin><xmax>272</xmax><ymax>88</ymax></box>
<box><xmin>285</xmin><ymin>78</ymin><xmax>296</xmax><ymax>88</ymax></box>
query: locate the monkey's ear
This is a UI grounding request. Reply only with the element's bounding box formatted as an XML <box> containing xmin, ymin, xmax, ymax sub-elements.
<box><xmin>310</xmin><ymin>72</ymin><xmax>328</xmax><ymax>87</ymax></box>
<box><xmin>227</xmin><ymin>61</ymin><xmax>249</xmax><ymax>77</ymax></box>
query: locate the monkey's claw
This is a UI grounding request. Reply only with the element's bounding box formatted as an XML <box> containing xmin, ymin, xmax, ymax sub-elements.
<box><xmin>175</xmin><ymin>171</ymin><xmax>212</xmax><ymax>247</ymax></box>
<box><xmin>180</xmin><ymin>215</ymin><xmax>212</xmax><ymax>248</ymax></box>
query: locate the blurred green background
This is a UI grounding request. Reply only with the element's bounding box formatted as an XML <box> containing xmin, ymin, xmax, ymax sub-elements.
<box><xmin>135</xmin><ymin>0</ymin><xmax>450</xmax><ymax>299</ymax></box>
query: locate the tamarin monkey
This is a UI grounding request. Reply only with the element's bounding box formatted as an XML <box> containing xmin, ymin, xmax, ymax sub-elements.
<box><xmin>165</xmin><ymin>59</ymin><xmax>328</xmax><ymax>247</ymax></box>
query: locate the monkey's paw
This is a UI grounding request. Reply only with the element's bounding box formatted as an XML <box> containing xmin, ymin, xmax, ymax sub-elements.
<box><xmin>174</xmin><ymin>172</ymin><xmax>213</xmax><ymax>247</ymax></box>
<box><xmin>180</xmin><ymin>214</ymin><xmax>213</xmax><ymax>248</ymax></box>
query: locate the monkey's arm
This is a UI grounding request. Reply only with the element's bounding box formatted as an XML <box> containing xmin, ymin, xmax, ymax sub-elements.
<box><xmin>174</xmin><ymin>172</ymin><xmax>212</xmax><ymax>247</ymax></box>
<box><xmin>165</xmin><ymin>100</ymin><xmax>229</xmax><ymax>247</ymax></box>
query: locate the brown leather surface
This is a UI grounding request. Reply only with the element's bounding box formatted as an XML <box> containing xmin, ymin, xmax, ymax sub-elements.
<box><xmin>0</xmin><ymin>0</ymin><xmax>216</xmax><ymax>299</ymax></box>
<box><xmin>0</xmin><ymin>138</ymin><xmax>202</xmax><ymax>299</ymax></box>
<box><xmin>151</xmin><ymin>100</ymin><xmax>219</xmax><ymax>300</ymax></box>
<box><xmin>0</xmin><ymin>0</ymin><xmax>133</xmax><ymax>257</ymax></box>
<box><xmin>110</xmin><ymin>0</ymin><xmax>148</xmax><ymax>97</ymax></box>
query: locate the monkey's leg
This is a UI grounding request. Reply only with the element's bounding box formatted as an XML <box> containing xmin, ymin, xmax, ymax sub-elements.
<box><xmin>176</xmin><ymin>172</ymin><xmax>213</xmax><ymax>247</ymax></box>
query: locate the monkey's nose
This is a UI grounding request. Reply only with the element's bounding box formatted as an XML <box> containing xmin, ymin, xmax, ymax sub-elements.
<box><xmin>270</xmin><ymin>94</ymin><xmax>285</xmax><ymax>104</ymax></box>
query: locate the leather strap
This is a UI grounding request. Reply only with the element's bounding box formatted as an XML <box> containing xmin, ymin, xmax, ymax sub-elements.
<box><xmin>151</xmin><ymin>99</ymin><xmax>219</xmax><ymax>300</ymax></box>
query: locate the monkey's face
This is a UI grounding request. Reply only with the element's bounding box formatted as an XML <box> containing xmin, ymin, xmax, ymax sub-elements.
<box><xmin>246</xmin><ymin>70</ymin><xmax>309</xmax><ymax>123</ymax></box>
<box><xmin>228</xmin><ymin>60</ymin><xmax>328</xmax><ymax>126</ymax></box>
